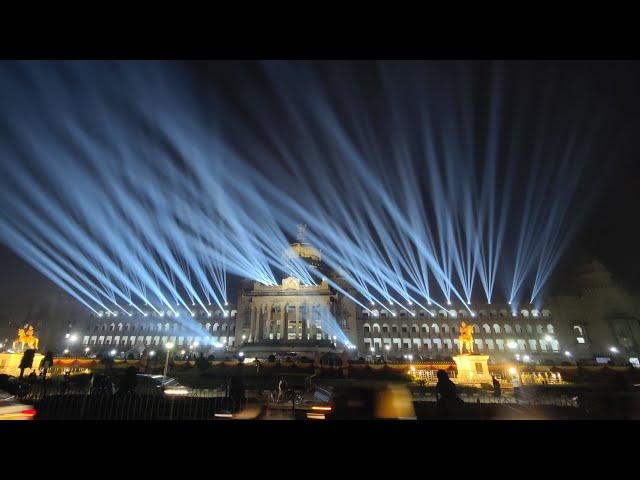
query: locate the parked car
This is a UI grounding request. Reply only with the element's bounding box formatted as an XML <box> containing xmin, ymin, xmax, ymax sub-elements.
<box><xmin>135</xmin><ymin>374</ymin><xmax>190</xmax><ymax>396</ymax></box>
<box><xmin>0</xmin><ymin>374</ymin><xmax>31</xmax><ymax>397</ymax></box>
<box><xmin>0</xmin><ymin>390</ymin><xmax>36</xmax><ymax>420</ymax></box>
<box><xmin>315</xmin><ymin>381</ymin><xmax>416</xmax><ymax>420</ymax></box>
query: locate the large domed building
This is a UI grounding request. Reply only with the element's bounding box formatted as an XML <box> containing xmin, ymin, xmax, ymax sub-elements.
<box><xmin>235</xmin><ymin>229</ymin><xmax>359</xmax><ymax>359</ymax></box>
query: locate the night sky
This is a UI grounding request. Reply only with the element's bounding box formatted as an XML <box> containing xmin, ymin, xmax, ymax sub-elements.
<box><xmin>1</xmin><ymin>60</ymin><xmax>640</xmax><ymax>325</ymax></box>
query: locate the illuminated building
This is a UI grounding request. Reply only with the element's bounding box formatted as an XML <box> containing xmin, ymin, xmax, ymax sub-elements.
<box><xmin>234</xmin><ymin>234</ymin><xmax>358</xmax><ymax>358</ymax></box>
<box><xmin>29</xmin><ymin>255</ymin><xmax>638</xmax><ymax>367</ymax></box>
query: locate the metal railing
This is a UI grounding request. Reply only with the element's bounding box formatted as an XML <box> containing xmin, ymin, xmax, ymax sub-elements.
<box><xmin>30</xmin><ymin>389</ymin><xmax>247</xmax><ymax>420</ymax></box>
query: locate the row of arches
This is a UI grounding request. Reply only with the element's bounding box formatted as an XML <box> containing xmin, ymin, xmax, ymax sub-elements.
<box><xmin>363</xmin><ymin>309</ymin><xmax>551</xmax><ymax>318</ymax></box>
<box><xmin>94</xmin><ymin>309</ymin><xmax>238</xmax><ymax>319</ymax></box>
<box><xmin>362</xmin><ymin>323</ymin><xmax>555</xmax><ymax>336</ymax></box>
<box><xmin>91</xmin><ymin>322</ymin><xmax>235</xmax><ymax>334</ymax></box>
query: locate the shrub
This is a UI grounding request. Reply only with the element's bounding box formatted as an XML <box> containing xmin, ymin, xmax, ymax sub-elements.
<box><xmin>195</xmin><ymin>354</ymin><xmax>210</xmax><ymax>372</ymax></box>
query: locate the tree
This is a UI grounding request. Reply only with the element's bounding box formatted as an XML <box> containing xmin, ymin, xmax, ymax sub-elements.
<box><xmin>101</xmin><ymin>353</ymin><xmax>115</xmax><ymax>372</ymax></box>
<box><xmin>19</xmin><ymin>349</ymin><xmax>36</xmax><ymax>379</ymax></box>
<box><xmin>195</xmin><ymin>353</ymin><xmax>210</xmax><ymax>373</ymax></box>
<box><xmin>268</xmin><ymin>354</ymin><xmax>276</xmax><ymax>363</ymax></box>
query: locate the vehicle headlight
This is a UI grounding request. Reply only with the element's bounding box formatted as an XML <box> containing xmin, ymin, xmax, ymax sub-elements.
<box><xmin>165</xmin><ymin>388</ymin><xmax>189</xmax><ymax>396</ymax></box>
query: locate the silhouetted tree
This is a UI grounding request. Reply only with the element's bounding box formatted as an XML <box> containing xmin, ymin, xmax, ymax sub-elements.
<box><xmin>101</xmin><ymin>353</ymin><xmax>114</xmax><ymax>372</ymax></box>
<box><xmin>195</xmin><ymin>353</ymin><xmax>210</xmax><ymax>372</ymax></box>
<box><xmin>118</xmin><ymin>366</ymin><xmax>138</xmax><ymax>395</ymax></box>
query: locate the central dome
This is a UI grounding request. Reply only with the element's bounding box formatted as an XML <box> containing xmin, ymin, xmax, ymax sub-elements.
<box><xmin>285</xmin><ymin>242</ymin><xmax>321</xmax><ymax>264</ymax></box>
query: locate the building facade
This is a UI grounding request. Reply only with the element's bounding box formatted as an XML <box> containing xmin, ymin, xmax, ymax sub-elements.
<box><xmin>17</xmin><ymin>247</ymin><xmax>638</xmax><ymax>367</ymax></box>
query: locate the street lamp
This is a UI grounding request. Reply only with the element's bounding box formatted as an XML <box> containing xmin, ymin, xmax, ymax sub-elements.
<box><xmin>84</xmin><ymin>347</ymin><xmax>90</xmax><ymax>356</ymax></box>
<box><xmin>163</xmin><ymin>342</ymin><xmax>174</xmax><ymax>377</ymax></box>
<box><xmin>610</xmin><ymin>347</ymin><xmax>619</xmax><ymax>353</ymax></box>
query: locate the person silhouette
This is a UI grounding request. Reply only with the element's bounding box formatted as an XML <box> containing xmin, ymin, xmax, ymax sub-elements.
<box><xmin>435</xmin><ymin>369</ymin><xmax>461</xmax><ymax>418</ymax></box>
<box><xmin>492</xmin><ymin>376</ymin><xmax>501</xmax><ymax>397</ymax></box>
<box><xmin>61</xmin><ymin>370</ymin><xmax>71</xmax><ymax>395</ymax></box>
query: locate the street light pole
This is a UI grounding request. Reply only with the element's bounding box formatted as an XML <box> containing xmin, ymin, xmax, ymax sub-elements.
<box><xmin>163</xmin><ymin>342</ymin><xmax>174</xmax><ymax>377</ymax></box>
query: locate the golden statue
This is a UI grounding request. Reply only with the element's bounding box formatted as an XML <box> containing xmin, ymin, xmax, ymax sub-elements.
<box><xmin>12</xmin><ymin>325</ymin><xmax>39</xmax><ymax>351</ymax></box>
<box><xmin>459</xmin><ymin>321</ymin><xmax>474</xmax><ymax>354</ymax></box>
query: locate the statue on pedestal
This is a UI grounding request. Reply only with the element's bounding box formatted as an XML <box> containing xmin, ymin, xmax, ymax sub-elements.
<box><xmin>12</xmin><ymin>325</ymin><xmax>39</xmax><ymax>351</ymax></box>
<box><xmin>459</xmin><ymin>322</ymin><xmax>473</xmax><ymax>355</ymax></box>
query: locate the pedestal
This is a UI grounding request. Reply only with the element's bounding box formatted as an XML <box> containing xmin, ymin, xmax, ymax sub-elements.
<box><xmin>453</xmin><ymin>354</ymin><xmax>492</xmax><ymax>386</ymax></box>
<box><xmin>0</xmin><ymin>352</ymin><xmax>45</xmax><ymax>377</ymax></box>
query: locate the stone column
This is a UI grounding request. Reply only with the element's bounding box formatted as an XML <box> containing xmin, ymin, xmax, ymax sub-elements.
<box><xmin>282</xmin><ymin>305</ymin><xmax>288</xmax><ymax>340</ymax></box>
<box><xmin>301</xmin><ymin>305</ymin><xmax>307</xmax><ymax>340</ymax></box>
<box><xmin>249</xmin><ymin>306</ymin><xmax>256</xmax><ymax>342</ymax></box>
<box><xmin>257</xmin><ymin>305</ymin><xmax>264</xmax><ymax>340</ymax></box>
<box><xmin>264</xmin><ymin>304</ymin><xmax>271</xmax><ymax>339</ymax></box>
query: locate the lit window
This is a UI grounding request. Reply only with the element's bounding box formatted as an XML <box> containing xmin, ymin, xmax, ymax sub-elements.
<box><xmin>577</xmin><ymin>337</ymin><xmax>585</xmax><ymax>344</ymax></box>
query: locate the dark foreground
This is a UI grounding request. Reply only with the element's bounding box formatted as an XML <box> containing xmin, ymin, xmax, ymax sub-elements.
<box><xmin>29</xmin><ymin>392</ymin><xmax>640</xmax><ymax>420</ymax></box>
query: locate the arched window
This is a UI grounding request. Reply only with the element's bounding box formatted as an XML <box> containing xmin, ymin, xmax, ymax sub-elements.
<box><xmin>515</xmin><ymin>324</ymin><xmax>522</xmax><ymax>333</ymax></box>
<box><xmin>421</xmin><ymin>324</ymin><xmax>429</xmax><ymax>333</ymax></box>
<box><xmin>373</xmin><ymin>323</ymin><xmax>380</xmax><ymax>334</ymax></box>
<box><xmin>363</xmin><ymin>324</ymin><xmax>371</xmax><ymax>334</ymax></box>
<box><xmin>483</xmin><ymin>324</ymin><xmax>491</xmax><ymax>334</ymax></box>
<box><xmin>547</xmin><ymin>324</ymin><xmax>554</xmax><ymax>334</ymax></box>
<box><xmin>526</xmin><ymin>324</ymin><xmax>533</xmax><ymax>334</ymax></box>
<box><xmin>382</xmin><ymin>324</ymin><xmax>390</xmax><ymax>333</ymax></box>
<box><xmin>493</xmin><ymin>324</ymin><xmax>501</xmax><ymax>334</ymax></box>
<box><xmin>412</xmin><ymin>324</ymin><xmax>419</xmax><ymax>333</ymax></box>
<box><xmin>431</xmin><ymin>324</ymin><xmax>439</xmax><ymax>334</ymax></box>
<box><xmin>504</xmin><ymin>325</ymin><xmax>513</xmax><ymax>334</ymax></box>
